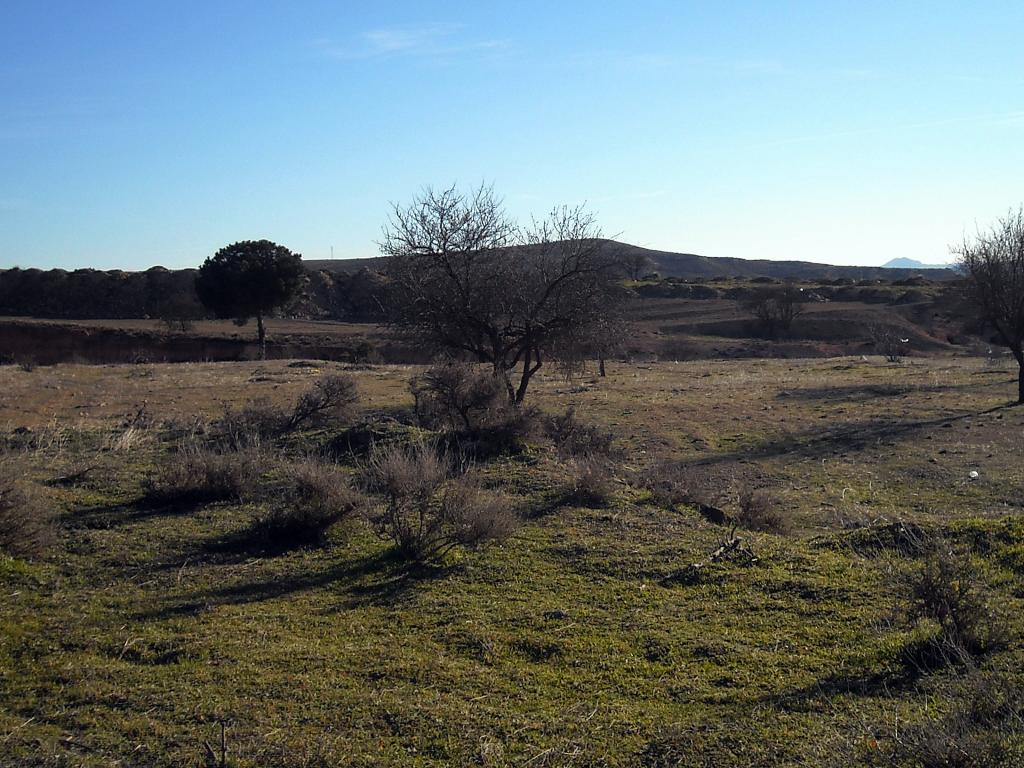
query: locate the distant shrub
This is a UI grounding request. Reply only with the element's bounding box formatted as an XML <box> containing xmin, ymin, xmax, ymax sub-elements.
<box><xmin>560</xmin><ymin>458</ymin><xmax>615</xmax><ymax>508</ymax></box>
<box><xmin>903</xmin><ymin>546</ymin><xmax>1009</xmax><ymax>665</ymax></box>
<box><xmin>18</xmin><ymin>358</ymin><xmax>37</xmax><ymax>373</ymax></box>
<box><xmin>735</xmin><ymin>488</ymin><xmax>789</xmax><ymax>534</ymax></box>
<box><xmin>544</xmin><ymin>405</ymin><xmax>615</xmax><ymax>459</ymax></box>
<box><xmin>362</xmin><ymin>442</ymin><xmax>515</xmax><ymax>562</ymax></box>
<box><xmin>0</xmin><ymin>464</ymin><xmax>55</xmax><ymax>558</ymax></box>
<box><xmin>252</xmin><ymin>460</ymin><xmax>361</xmax><ymax>548</ymax></box>
<box><xmin>287</xmin><ymin>374</ymin><xmax>358</xmax><ymax>430</ymax></box>
<box><xmin>868</xmin><ymin>323</ymin><xmax>907</xmax><ymax>363</ymax></box>
<box><xmin>144</xmin><ymin>444</ymin><xmax>262</xmax><ymax>504</ymax></box>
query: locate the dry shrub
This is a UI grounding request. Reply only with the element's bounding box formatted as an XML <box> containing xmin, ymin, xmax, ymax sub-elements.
<box><xmin>361</xmin><ymin>442</ymin><xmax>515</xmax><ymax>562</ymax></box>
<box><xmin>411</xmin><ymin>361</ymin><xmax>504</xmax><ymax>431</ymax></box>
<box><xmin>868</xmin><ymin>323</ymin><xmax>906</xmax><ymax>363</ymax></box>
<box><xmin>736</xmin><ymin>488</ymin><xmax>790</xmax><ymax>534</ymax></box>
<box><xmin>560</xmin><ymin>458</ymin><xmax>615</xmax><ymax>508</ymax></box>
<box><xmin>144</xmin><ymin>444</ymin><xmax>262</xmax><ymax>504</ymax></box>
<box><xmin>458</xmin><ymin>404</ymin><xmax>540</xmax><ymax>458</ymax></box>
<box><xmin>211</xmin><ymin>375</ymin><xmax>359</xmax><ymax>450</ymax></box>
<box><xmin>213</xmin><ymin>399</ymin><xmax>288</xmax><ymax>450</ymax></box>
<box><xmin>544</xmin><ymin>405</ymin><xmax>614</xmax><ymax>459</ymax></box>
<box><xmin>0</xmin><ymin>463</ymin><xmax>55</xmax><ymax>558</ymax></box>
<box><xmin>252</xmin><ymin>460</ymin><xmax>362</xmax><ymax>548</ymax></box>
<box><xmin>287</xmin><ymin>374</ymin><xmax>358</xmax><ymax>430</ymax></box>
<box><xmin>903</xmin><ymin>546</ymin><xmax>1009</xmax><ymax>665</ymax></box>
<box><xmin>411</xmin><ymin>361</ymin><xmax>538</xmax><ymax>456</ymax></box>
<box><xmin>867</xmin><ymin>670</ymin><xmax>1024</xmax><ymax>768</ymax></box>
<box><xmin>642</xmin><ymin>459</ymin><xmax>723</xmax><ymax>510</ymax></box>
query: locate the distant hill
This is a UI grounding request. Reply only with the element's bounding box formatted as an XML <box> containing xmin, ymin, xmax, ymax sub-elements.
<box><xmin>307</xmin><ymin>240</ymin><xmax>959</xmax><ymax>281</ymax></box>
<box><xmin>881</xmin><ymin>257</ymin><xmax>955</xmax><ymax>271</ymax></box>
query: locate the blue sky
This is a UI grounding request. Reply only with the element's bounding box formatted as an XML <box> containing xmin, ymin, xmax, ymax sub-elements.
<box><xmin>2</xmin><ymin>1</ymin><xmax>1023</xmax><ymax>270</ymax></box>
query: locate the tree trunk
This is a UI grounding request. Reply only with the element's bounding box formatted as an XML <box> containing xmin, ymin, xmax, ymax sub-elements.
<box><xmin>256</xmin><ymin>313</ymin><xmax>266</xmax><ymax>360</ymax></box>
<box><xmin>599</xmin><ymin>354</ymin><xmax>607</xmax><ymax>377</ymax></box>
<box><xmin>514</xmin><ymin>347</ymin><xmax>532</xmax><ymax>405</ymax></box>
<box><xmin>495</xmin><ymin>361</ymin><xmax>516</xmax><ymax>404</ymax></box>
<box><xmin>1017</xmin><ymin>355</ymin><xmax>1024</xmax><ymax>405</ymax></box>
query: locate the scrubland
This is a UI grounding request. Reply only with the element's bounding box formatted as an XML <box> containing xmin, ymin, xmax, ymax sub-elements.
<box><xmin>1</xmin><ymin>355</ymin><xmax>1023</xmax><ymax>766</ymax></box>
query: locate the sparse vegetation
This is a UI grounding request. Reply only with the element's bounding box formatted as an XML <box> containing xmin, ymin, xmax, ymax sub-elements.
<box><xmin>642</xmin><ymin>459</ymin><xmax>723</xmax><ymax>513</ymax></box>
<box><xmin>865</xmin><ymin>670</ymin><xmax>1024</xmax><ymax>768</ymax></box>
<box><xmin>3</xmin><ymin>357</ymin><xmax>1024</xmax><ymax>766</ymax></box>
<box><xmin>543</xmin><ymin>405</ymin><xmax>615</xmax><ymax>459</ymax></box>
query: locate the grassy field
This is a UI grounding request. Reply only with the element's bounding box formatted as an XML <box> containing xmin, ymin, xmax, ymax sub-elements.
<box><xmin>2</xmin><ymin>356</ymin><xmax>1023</xmax><ymax>766</ymax></box>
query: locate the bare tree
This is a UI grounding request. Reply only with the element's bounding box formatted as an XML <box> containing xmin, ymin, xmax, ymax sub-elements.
<box><xmin>381</xmin><ymin>184</ymin><xmax>626</xmax><ymax>404</ymax></box>
<box><xmin>742</xmin><ymin>280</ymin><xmax>805</xmax><ymax>339</ymax></box>
<box><xmin>955</xmin><ymin>208</ymin><xmax>1024</xmax><ymax>403</ymax></box>
<box><xmin>620</xmin><ymin>249</ymin><xmax>655</xmax><ymax>281</ymax></box>
<box><xmin>868</xmin><ymin>323</ymin><xmax>907</xmax><ymax>363</ymax></box>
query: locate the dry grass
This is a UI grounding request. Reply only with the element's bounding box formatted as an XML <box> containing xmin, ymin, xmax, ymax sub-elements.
<box><xmin>0</xmin><ymin>458</ymin><xmax>55</xmax><ymax>558</ymax></box>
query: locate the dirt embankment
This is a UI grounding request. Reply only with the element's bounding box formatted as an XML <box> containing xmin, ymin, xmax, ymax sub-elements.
<box><xmin>0</xmin><ymin>318</ymin><xmax>426</xmax><ymax>366</ymax></box>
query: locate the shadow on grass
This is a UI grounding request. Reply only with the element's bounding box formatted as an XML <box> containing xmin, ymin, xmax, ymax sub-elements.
<box><xmin>776</xmin><ymin>377</ymin><xmax>1016</xmax><ymax>403</ymax></box>
<box><xmin>60</xmin><ymin>496</ymin><xmax>210</xmax><ymax>529</ymax></box>
<box><xmin>766</xmin><ymin>664</ymin><xmax>923</xmax><ymax>712</ymax></box>
<box><xmin>686</xmin><ymin>402</ymin><xmax>1014</xmax><ymax>468</ymax></box>
<box><xmin>135</xmin><ymin>547</ymin><xmax>454</xmax><ymax>621</ymax></box>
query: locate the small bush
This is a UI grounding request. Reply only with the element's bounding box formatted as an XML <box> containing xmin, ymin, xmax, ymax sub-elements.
<box><xmin>868</xmin><ymin>323</ymin><xmax>907</xmax><ymax>363</ymax></box>
<box><xmin>288</xmin><ymin>374</ymin><xmax>358</xmax><ymax>430</ymax></box>
<box><xmin>144</xmin><ymin>444</ymin><xmax>262</xmax><ymax>504</ymax></box>
<box><xmin>735</xmin><ymin>488</ymin><xmax>789</xmax><ymax>534</ymax></box>
<box><xmin>411</xmin><ymin>361</ymin><xmax>504</xmax><ymax>431</ymax></box>
<box><xmin>904</xmin><ymin>546</ymin><xmax>1009</xmax><ymax>663</ymax></box>
<box><xmin>642</xmin><ymin>460</ymin><xmax>723</xmax><ymax>510</ymax></box>
<box><xmin>252</xmin><ymin>460</ymin><xmax>361</xmax><ymax>548</ymax></box>
<box><xmin>362</xmin><ymin>442</ymin><xmax>515</xmax><ymax>562</ymax></box>
<box><xmin>560</xmin><ymin>458</ymin><xmax>615</xmax><ymax>508</ymax></box>
<box><xmin>456</xmin><ymin>404</ymin><xmax>540</xmax><ymax>458</ymax></box>
<box><xmin>212</xmin><ymin>400</ymin><xmax>289</xmax><ymax>450</ymax></box>
<box><xmin>411</xmin><ymin>361</ymin><xmax>538</xmax><ymax>457</ymax></box>
<box><xmin>0</xmin><ymin>465</ymin><xmax>55</xmax><ymax>558</ymax></box>
<box><xmin>544</xmin><ymin>405</ymin><xmax>615</xmax><ymax>459</ymax></box>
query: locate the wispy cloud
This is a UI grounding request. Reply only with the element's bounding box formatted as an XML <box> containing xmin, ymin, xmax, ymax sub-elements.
<box><xmin>312</xmin><ymin>24</ymin><xmax>510</xmax><ymax>62</ymax></box>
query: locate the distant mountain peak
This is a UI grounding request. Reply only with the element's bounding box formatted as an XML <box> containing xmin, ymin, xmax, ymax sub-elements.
<box><xmin>881</xmin><ymin>257</ymin><xmax>953</xmax><ymax>270</ymax></box>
